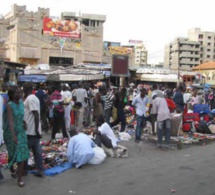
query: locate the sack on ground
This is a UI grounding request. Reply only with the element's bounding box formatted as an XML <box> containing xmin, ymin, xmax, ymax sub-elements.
<box><xmin>208</xmin><ymin>124</ymin><xmax>215</xmax><ymax>134</ymax></box>
<box><xmin>118</xmin><ymin>132</ymin><xmax>131</xmax><ymax>141</ymax></box>
<box><xmin>88</xmin><ymin>146</ymin><xmax>106</xmax><ymax>165</ymax></box>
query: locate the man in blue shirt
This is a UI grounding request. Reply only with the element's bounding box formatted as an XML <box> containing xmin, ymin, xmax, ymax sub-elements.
<box><xmin>67</xmin><ymin>128</ymin><xmax>96</xmax><ymax>168</ymax></box>
<box><xmin>132</xmin><ymin>88</ymin><xmax>148</xmax><ymax>143</ymax></box>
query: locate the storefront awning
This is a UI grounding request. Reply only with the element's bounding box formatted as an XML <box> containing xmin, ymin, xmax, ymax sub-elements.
<box><xmin>47</xmin><ymin>73</ymin><xmax>104</xmax><ymax>81</ymax></box>
<box><xmin>18</xmin><ymin>75</ymin><xmax>47</xmax><ymax>83</ymax></box>
<box><xmin>141</xmin><ymin>74</ymin><xmax>180</xmax><ymax>83</ymax></box>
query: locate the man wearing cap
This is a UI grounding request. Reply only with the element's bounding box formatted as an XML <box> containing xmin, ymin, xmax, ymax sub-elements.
<box><xmin>132</xmin><ymin>88</ymin><xmax>148</xmax><ymax>143</ymax></box>
<box><xmin>61</xmin><ymin>84</ymin><xmax>72</xmax><ymax>131</ymax></box>
<box><xmin>148</xmin><ymin>84</ymin><xmax>164</xmax><ymax>135</ymax></box>
<box><xmin>152</xmin><ymin>93</ymin><xmax>171</xmax><ymax>149</ymax></box>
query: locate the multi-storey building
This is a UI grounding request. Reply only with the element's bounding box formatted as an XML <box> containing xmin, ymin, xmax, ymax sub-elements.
<box><xmin>134</xmin><ymin>43</ymin><xmax>147</xmax><ymax>66</ymax></box>
<box><xmin>0</xmin><ymin>4</ymin><xmax>106</xmax><ymax>66</ymax></box>
<box><xmin>164</xmin><ymin>28</ymin><xmax>215</xmax><ymax>71</ymax></box>
<box><xmin>188</xmin><ymin>28</ymin><xmax>215</xmax><ymax>64</ymax></box>
<box><xmin>164</xmin><ymin>37</ymin><xmax>200</xmax><ymax>70</ymax></box>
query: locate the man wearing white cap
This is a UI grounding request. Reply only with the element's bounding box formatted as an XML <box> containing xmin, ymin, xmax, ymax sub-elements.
<box><xmin>61</xmin><ymin>84</ymin><xmax>72</xmax><ymax>131</ymax></box>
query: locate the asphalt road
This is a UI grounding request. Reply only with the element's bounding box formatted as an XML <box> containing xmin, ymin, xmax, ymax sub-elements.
<box><xmin>1</xmin><ymin>137</ymin><xmax>215</xmax><ymax>195</ymax></box>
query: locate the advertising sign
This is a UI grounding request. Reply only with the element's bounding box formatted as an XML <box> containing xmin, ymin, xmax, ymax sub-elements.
<box><xmin>109</xmin><ymin>46</ymin><xmax>133</xmax><ymax>55</ymax></box>
<box><xmin>43</xmin><ymin>18</ymin><xmax>81</xmax><ymax>39</ymax></box>
<box><xmin>103</xmin><ymin>41</ymin><xmax>120</xmax><ymax>51</ymax></box>
<box><xmin>129</xmin><ymin>40</ymin><xmax>143</xmax><ymax>44</ymax></box>
<box><xmin>112</xmin><ymin>55</ymin><xmax>129</xmax><ymax>76</ymax></box>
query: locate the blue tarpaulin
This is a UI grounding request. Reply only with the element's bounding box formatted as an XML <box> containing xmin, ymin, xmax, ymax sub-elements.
<box><xmin>18</xmin><ymin>75</ymin><xmax>47</xmax><ymax>83</ymax></box>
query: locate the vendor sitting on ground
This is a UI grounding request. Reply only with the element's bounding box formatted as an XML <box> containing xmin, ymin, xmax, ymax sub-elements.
<box><xmin>67</xmin><ymin>127</ymin><xmax>96</xmax><ymax>168</ymax></box>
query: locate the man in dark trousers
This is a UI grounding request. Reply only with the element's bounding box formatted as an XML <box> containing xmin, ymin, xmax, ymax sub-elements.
<box><xmin>23</xmin><ymin>82</ymin><xmax>44</xmax><ymax>177</ymax></box>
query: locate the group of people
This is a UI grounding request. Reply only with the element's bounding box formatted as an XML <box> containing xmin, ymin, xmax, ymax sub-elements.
<box><xmin>0</xmin><ymin>80</ymin><xmax>211</xmax><ymax>187</ymax></box>
<box><xmin>0</xmin><ymin>82</ymin><xmax>44</xmax><ymax>187</ymax></box>
<box><xmin>0</xmin><ymin>81</ymin><xmax>125</xmax><ymax>187</ymax></box>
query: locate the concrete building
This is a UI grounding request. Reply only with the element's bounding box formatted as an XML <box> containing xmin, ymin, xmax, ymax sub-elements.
<box><xmin>134</xmin><ymin>43</ymin><xmax>147</xmax><ymax>66</ymax></box>
<box><xmin>0</xmin><ymin>4</ymin><xmax>106</xmax><ymax>66</ymax></box>
<box><xmin>188</xmin><ymin>28</ymin><xmax>215</xmax><ymax>64</ymax></box>
<box><xmin>164</xmin><ymin>37</ymin><xmax>200</xmax><ymax>70</ymax></box>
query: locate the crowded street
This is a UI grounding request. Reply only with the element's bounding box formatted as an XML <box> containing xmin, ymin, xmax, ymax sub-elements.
<box><xmin>1</xmin><ymin>1</ymin><xmax>215</xmax><ymax>194</ymax></box>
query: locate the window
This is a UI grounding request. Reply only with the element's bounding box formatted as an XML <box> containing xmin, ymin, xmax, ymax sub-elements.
<box><xmin>207</xmin><ymin>55</ymin><xmax>210</xmax><ymax>58</ymax></box>
<box><xmin>207</xmin><ymin>49</ymin><xmax>211</xmax><ymax>52</ymax></box>
<box><xmin>208</xmin><ymin>42</ymin><xmax>211</xmax><ymax>46</ymax></box>
<box><xmin>49</xmin><ymin>57</ymin><xmax>73</xmax><ymax>66</ymax></box>
<box><xmin>199</xmin><ymin>34</ymin><xmax>203</xmax><ymax>39</ymax></box>
<box><xmin>82</xmin><ymin>19</ymin><xmax>89</xmax><ymax>26</ymax></box>
<box><xmin>208</xmin><ymin>36</ymin><xmax>211</xmax><ymax>39</ymax></box>
<box><xmin>200</xmin><ymin>54</ymin><xmax>203</xmax><ymax>58</ymax></box>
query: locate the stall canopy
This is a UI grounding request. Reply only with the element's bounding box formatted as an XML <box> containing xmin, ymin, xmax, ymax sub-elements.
<box><xmin>24</xmin><ymin>66</ymin><xmax>104</xmax><ymax>81</ymax></box>
<box><xmin>141</xmin><ymin>74</ymin><xmax>181</xmax><ymax>83</ymax></box>
<box><xmin>47</xmin><ymin>73</ymin><xmax>104</xmax><ymax>81</ymax></box>
<box><xmin>18</xmin><ymin>74</ymin><xmax>47</xmax><ymax>82</ymax></box>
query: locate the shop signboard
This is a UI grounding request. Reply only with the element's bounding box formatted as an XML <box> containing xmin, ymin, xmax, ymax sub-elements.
<box><xmin>43</xmin><ymin>18</ymin><xmax>81</xmax><ymax>39</ymax></box>
<box><xmin>109</xmin><ymin>46</ymin><xmax>133</xmax><ymax>55</ymax></box>
<box><xmin>112</xmin><ymin>55</ymin><xmax>129</xmax><ymax>76</ymax></box>
<box><xmin>128</xmin><ymin>40</ymin><xmax>143</xmax><ymax>44</ymax></box>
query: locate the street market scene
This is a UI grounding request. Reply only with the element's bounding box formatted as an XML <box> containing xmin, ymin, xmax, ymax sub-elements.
<box><xmin>1</xmin><ymin>1</ymin><xmax>215</xmax><ymax>195</ymax></box>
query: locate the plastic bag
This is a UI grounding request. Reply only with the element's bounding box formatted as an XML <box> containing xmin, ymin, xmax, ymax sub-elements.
<box><xmin>118</xmin><ymin>132</ymin><xmax>131</xmax><ymax>141</ymax></box>
<box><xmin>88</xmin><ymin>146</ymin><xmax>106</xmax><ymax>165</ymax></box>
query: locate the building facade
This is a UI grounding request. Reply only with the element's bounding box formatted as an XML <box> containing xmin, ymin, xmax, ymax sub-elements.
<box><xmin>164</xmin><ymin>28</ymin><xmax>215</xmax><ymax>71</ymax></box>
<box><xmin>0</xmin><ymin>4</ymin><xmax>106</xmax><ymax>66</ymax></box>
<box><xmin>188</xmin><ymin>28</ymin><xmax>215</xmax><ymax>64</ymax></box>
<box><xmin>164</xmin><ymin>37</ymin><xmax>200</xmax><ymax>70</ymax></box>
<box><xmin>134</xmin><ymin>43</ymin><xmax>147</xmax><ymax>66</ymax></box>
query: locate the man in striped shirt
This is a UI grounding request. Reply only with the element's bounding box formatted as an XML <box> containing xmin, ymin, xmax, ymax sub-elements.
<box><xmin>50</xmin><ymin>84</ymin><xmax>68</xmax><ymax>140</ymax></box>
<box><xmin>104</xmin><ymin>88</ymin><xmax>115</xmax><ymax>124</ymax></box>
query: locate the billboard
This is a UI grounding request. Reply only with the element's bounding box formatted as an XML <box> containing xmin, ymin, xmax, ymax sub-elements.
<box><xmin>112</xmin><ymin>55</ymin><xmax>129</xmax><ymax>76</ymax></box>
<box><xmin>43</xmin><ymin>18</ymin><xmax>81</xmax><ymax>39</ymax></box>
<box><xmin>103</xmin><ymin>41</ymin><xmax>120</xmax><ymax>51</ymax></box>
<box><xmin>129</xmin><ymin>40</ymin><xmax>143</xmax><ymax>44</ymax></box>
<box><xmin>109</xmin><ymin>46</ymin><xmax>133</xmax><ymax>55</ymax></box>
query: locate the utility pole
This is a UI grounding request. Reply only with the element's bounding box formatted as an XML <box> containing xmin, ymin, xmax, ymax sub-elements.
<box><xmin>177</xmin><ymin>39</ymin><xmax>180</xmax><ymax>86</ymax></box>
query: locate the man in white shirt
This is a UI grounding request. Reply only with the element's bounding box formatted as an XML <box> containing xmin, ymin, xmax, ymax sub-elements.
<box><xmin>152</xmin><ymin>93</ymin><xmax>171</xmax><ymax>149</ymax></box>
<box><xmin>148</xmin><ymin>84</ymin><xmax>164</xmax><ymax>135</ymax></box>
<box><xmin>96</xmin><ymin>115</ymin><xmax>117</xmax><ymax>148</ymax></box>
<box><xmin>132</xmin><ymin>88</ymin><xmax>148</xmax><ymax>142</ymax></box>
<box><xmin>61</xmin><ymin>84</ymin><xmax>72</xmax><ymax>131</ymax></box>
<box><xmin>23</xmin><ymin>82</ymin><xmax>44</xmax><ymax>177</ymax></box>
<box><xmin>73</xmin><ymin>84</ymin><xmax>88</xmax><ymax>129</ymax></box>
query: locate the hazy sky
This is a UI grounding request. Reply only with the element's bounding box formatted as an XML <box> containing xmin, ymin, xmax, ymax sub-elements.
<box><xmin>1</xmin><ymin>0</ymin><xmax>215</xmax><ymax>63</ymax></box>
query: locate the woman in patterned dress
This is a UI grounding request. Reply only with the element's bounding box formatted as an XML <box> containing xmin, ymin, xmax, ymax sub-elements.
<box><xmin>3</xmin><ymin>86</ymin><xmax>30</xmax><ymax>187</ymax></box>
